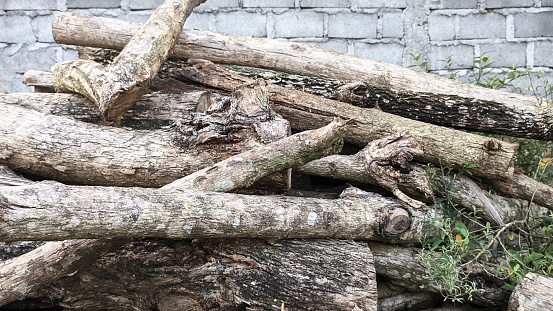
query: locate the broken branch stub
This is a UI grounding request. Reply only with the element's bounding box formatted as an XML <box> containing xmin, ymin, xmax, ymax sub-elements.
<box><xmin>51</xmin><ymin>0</ymin><xmax>205</xmax><ymax>120</ymax></box>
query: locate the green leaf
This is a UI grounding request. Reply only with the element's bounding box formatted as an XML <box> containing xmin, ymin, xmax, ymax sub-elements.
<box><xmin>455</xmin><ymin>221</ymin><xmax>469</xmax><ymax>237</ymax></box>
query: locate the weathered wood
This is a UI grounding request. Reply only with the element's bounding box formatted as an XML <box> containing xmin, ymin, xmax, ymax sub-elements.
<box><xmin>19</xmin><ymin>64</ymin><xmax>518</xmax><ymax>181</ymax></box>
<box><xmin>368</xmin><ymin>242</ymin><xmax>511</xmax><ymax>308</ymax></box>
<box><xmin>1</xmin><ymin>90</ymin><xmax>223</xmax><ymax>130</ymax></box>
<box><xmin>490</xmin><ymin>173</ymin><xmax>553</xmax><ymax>211</ymax></box>
<box><xmin>177</xmin><ymin>59</ymin><xmax>517</xmax><ymax>180</ymax></box>
<box><xmin>0</xmin><ymin>239</ymin><xmax>126</xmax><ymax>307</ymax></box>
<box><xmin>508</xmin><ymin>272</ymin><xmax>553</xmax><ymax>311</ymax></box>
<box><xmin>0</xmin><ymin>81</ymin><xmax>288</xmax><ymax>189</ymax></box>
<box><xmin>0</xmin><ymin>182</ymin><xmax>433</xmax><ymax>242</ymax></box>
<box><xmin>52</xmin><ymin>0</ymin><xmax>205</xmax><ymax>121</ymax></box>
<box><xmin>4</xmin><ymin>239</ymin><xmax>376</xmax><ymax>311</ymax></box>
<box><xmin>52</xmin><ymin>12</ymin><xmax>553</xmax><ymax>140</ymax></box>
<box><xmin>298</xmin><ymin>132</ymin><xmax>434</xmax><ymax>208</ymax></box>
<box><xmin>377</xmin><ymin>292</ymin><xmax>441</xmax><ymax>311</ymax></box>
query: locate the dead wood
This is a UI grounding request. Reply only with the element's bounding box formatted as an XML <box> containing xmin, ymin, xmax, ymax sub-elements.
<box><xmin>51</xmin><ymin>0</ymin><xmax>205</xmax><ymax>121</ymax></box>
<box><xmin>490</xmin><ymin>172</ymin><xmax>553</xmax><ymax>211</ymax></box>
<box><xmin>0</xmin><ymin>182</ymin><xmax>432</xmax><ymax>242</ymax></box>
<box><xmin>377</xmin><ymin>292</ymin><xmax>442</xmax><ymax>311</ymax></box>
<box><xmin>0</xmin><ymin>81</ymin><xmax>289</xmax><ymax>190</ymax></box>
<box><xmin>20</xmin><ymin>62</ymin><xmax>518</xmax><ymax>181</ymax></box>
<box><xmin>507</xmin><ymin>272</ymin><xmax>553</xmax><ymax>311</ymax></box>
<box><xmin>368</xmin><ymin>242</ymin><xmax>511</xmax><ymax>308</ymax></box>
<box><xmin>176</xmin><ymin>59</ymin><xmax>517</xmax><ymax>181</ymax></box>
<box><xmin>1</xmin><ymin>90</ymin><xmax>223</xmax><ymax>130</ymax></box>
<box><xmin>51</xmin><ymin>12</ymin><xmax>553</xmax><ymax>140</ymax></box>
<box><xmin>3</xmin><ymin>239</ymin><xmax>376</xmax><ymax>311</ymax></box>
<box><xmin>0</xmin><ymin>239</ymin><xmax>126</xmax><ymax>306</ymax></box>
<box><xmin>297</xmin><ymin>132</ymin><xmax>433</xmax><ymax>208</ymax></box>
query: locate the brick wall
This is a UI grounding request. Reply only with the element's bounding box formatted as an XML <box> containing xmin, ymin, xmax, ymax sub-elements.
<box><xmin>0</xmin><ymin>0</ymin><xmax>552</xmax><ymax>95</ymax></box>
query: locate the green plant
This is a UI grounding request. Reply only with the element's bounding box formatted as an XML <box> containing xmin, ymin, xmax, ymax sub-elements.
<box><xmin>408</xmin><ymin>53</ymin><xmax>429</xmax><ymax>72</ymax></box>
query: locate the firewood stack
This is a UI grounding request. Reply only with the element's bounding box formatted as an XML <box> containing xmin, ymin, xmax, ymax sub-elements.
<box><xmin>1</xmin><ymin>0</ymin><xmax>553</xmax><ymax>310</ymax></box>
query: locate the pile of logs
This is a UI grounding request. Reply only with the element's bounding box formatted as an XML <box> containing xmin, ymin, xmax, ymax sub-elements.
<box><xmin>1</xmin><ymin>0</ymin><xmax>553</xmax><ymax>310</ymax></box>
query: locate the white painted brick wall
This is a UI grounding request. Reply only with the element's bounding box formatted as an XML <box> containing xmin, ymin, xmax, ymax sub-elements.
<box><xmin>0</xmin><ymin>0</ymin><xmax>552</xmax><ymax>93</ymax></box>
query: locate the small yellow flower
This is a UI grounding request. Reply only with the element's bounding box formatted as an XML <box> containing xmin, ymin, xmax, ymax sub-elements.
<box><xmin>539</xmin><ymin>158</ymin><xmax>552</xmax><ymax>170</ymax></box>
<box><xmin>456</xmin><ymin>234</ymin><xmax>465</xmax><ymax>249</ymax></box>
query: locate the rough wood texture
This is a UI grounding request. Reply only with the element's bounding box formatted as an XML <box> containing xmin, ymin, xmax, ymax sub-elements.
<box><xmin>162</xmin><ymin>118</ymin><xmax>344</xmax><ymax>192</ymax></box>
<box><xmin>0</xmin><ymin>182</ymin><xmax>433</xmax><ymax>242</ymax></box>
<box><xmin>1</xmin><ymin>90</ymin><xmax>222</xmax><ymax>130</ymax></box>
<box><xmin>177</xmin><ymin>59</ymin><xmax>517</xmax><ymax>180</ymax></box>
<box><xmin>228</xmin><ymin>65</ymin><xmax>553</xmax><ymax>141</ymax></box>
<box><xmin>0</xmin><ymin>81</ymin><xmax>287</xmax><ymax>188</ymax></box>
<box><xmin>298</xmin><ymin>132</ymin><xmax>434</xmax><ymax>208</ymax></box>
<box><xmin>377</xmin><ymin>292</ymin><xmax>441</xmax><ymax>311</ymax></box>
<box><xmin>52</xmin><ymin>0</ymin><xmax>205</xmax><ymax>121</ymax></box>
<box><xmin>0</xmin><ymin>239</ymin><xmax>126</xmax><ymax>307</ymax></box>
<box><xmin>508</xmin><ymin>272</ymin><xmax>553</xmax><ymax>311</ymax></box>
<box><xmin>368</xmin><ymin>242</ymin><xmax>510</xmax><ymax>308</ymax></box>
<box><xmin>52</xmin><ymin>12</ymin><xmax>553</xmax><ymax>140</ymax></box>
<box><xmin>6</xmin><ymin>239</ymin><xmax>376</xmax><ymax>311</ymax></box>
<box><xmin>490</xmin><ymin>173</ymin><xmax>553</xmax><ymax>211</ymax></box>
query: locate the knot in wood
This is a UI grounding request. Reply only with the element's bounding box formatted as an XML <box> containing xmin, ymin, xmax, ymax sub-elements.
<box><xmin>383</xmin><ymin>207</ymin><xmax>411</xmax><ymax>235</ymax></box>
<box><xmin>484</xmin><ymin>139</ymin><xmax>501</xmax><ymax>151</ymax></box>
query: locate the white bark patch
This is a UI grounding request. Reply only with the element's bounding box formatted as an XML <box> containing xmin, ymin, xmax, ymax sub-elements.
<box><xmin>183</xmin><ymin>224</ymin><xmax>193</xmax><ymax>234</ymax></box>
<box><xmin>214</xmin><ymin>180</ymin><xmax>234</xmax><ymax>192</ymax></box>
<box><xmin>307</xmin><ymin>212</ymin><xmax>318</xmax><ymax>226</ymax></box>
<box><xmin>232</xmin><ymin>217</ymin><xmax>240</xmax><ymax>228</ymax></box>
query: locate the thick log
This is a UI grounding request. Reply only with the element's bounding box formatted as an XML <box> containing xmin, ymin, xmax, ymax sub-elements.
<box><xmin>5</xmin><ymin>239</ymin><xmax>376</xmax><ymax>311</ymax></box>
<box><xmin>368</xmin><ymin>242</ymin><xmax>511</xmax><ymax>308</ymax></box>
<box><xmin>51</xmin><ymin>0</ymin><xmax>205</xmax><ymax>120</ymax></box>
<box><xmin>507</xmin><ymin>273</ymin><xmax>553</xmax><ymax>311</ymax></box>
<box><xmin>1</xmin><ymin>90</ymin><xmax>222</xmax><ymax>130</ymax></box>
<box><xmin>177</xmin><ymin>59</ymin><xmax>517</xmax><ymax>180</ymax></box>
<box><xmin>52</xmin><ymin>12</ymin><xmax>553</xmax><ymax>140</ymax></box>
<box><xmin>490</xmin><ymin>173</ymin><xmax>553</xmax><ymax>211</ymax></box>
<box><xmin>377</xmin><ymin>292</ymin><xmax>441</xmax><ymax>311</ymax></box>
<box><xmin>0</xmin><ymin>81</ymin><xmax>289</xmax><ymax>189</ymax></box>
<box><xmin>0</xmin><ymin>182</ymin><xmax>431</xmax><ymax>242</ymax></box>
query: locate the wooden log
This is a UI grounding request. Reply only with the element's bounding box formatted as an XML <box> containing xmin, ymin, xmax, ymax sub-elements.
<box><xmin>0</xmin><ymin>81</ymin><xmax>289</xmax><ymax>189</ymax></box>
<box><xmin>377</xmin><ymin>292</ymin><xmax>442</xmax><ymax>311</ymax></box>
<box><xmin>1</xmin><ymin>90</ymin><xmax>223</xmax><ymax>130</ymax></box>
<box><xmin>0</xmin><ymin>182</ymin><xmax>432</xmax><ymax>242</ymax></box>
<box><xmin>51</xmin><ymin>12</ymin><xmax>553</xmax><ymax>140</ymax></box>
<box><xmin>6</xmin><ymin>239</ymin><xmax>376</xmax><ymax>311</ymax></box>
<box><xmin>177</xmin><ymin>59</ymin><xmax>517</xmax><ymax>180</ymax></box>
<box><xmin>297</xmin><ymin>132</ymin><xmax>434</xmax><ymax>208</ymax></box>
<box><xmin>0</xmin><ymin>239</ymin><xmax>126</xmax><ymax>307</ymax></box>
<box><xmin>368</xmin><ymin>242</ymin><xmax>511</xmax><ymax>308</ymax></box>
<box><xmin>490</xmin><ymin>173</ymin><xmax>553</xmax><ymax>211</ymax></box>
<box><xmin>51</xmin><ymin>0</ymin><xmax>205</xmax><ymax>121</ymax></box>
<box><xmin>19</xmin><ymin>63</ymin><xmax>518</xmax><ymax>181</ymax></box>
<box><xmin>507</xmin><ymin>273</ymin><xmax>553</xmax><ymax>311</ymax></box>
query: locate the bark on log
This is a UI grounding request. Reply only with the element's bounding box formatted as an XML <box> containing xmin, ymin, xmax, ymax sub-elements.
<box><xmin>0</xmin><ymin>81</ymin><xmax>289</xmax><ymax>189</ymax></box>
<box><xmin>51</xmin><ymin>0</ymin><xmax>205</xmax><ymax>121</ymax></box>
<box><xmin>368</xmin><ymin>242</ymin><xmax>511</xmax><ymax>308</ymax></box>
<box><xmin>0</xmin><ymin>182</ymin><xmax>432</xmax><ymax>242</ymax></box>
<box><xmin>0</xmin><ymin>239</ymin><xmax>126</xmax><ymax>307</ymax></box>
<box><xmin>297</xmin><ymin>132</ymin><xmax>434</xmax><ymax>208</ymax></box>
<box><xmin>490</xmin><ymin>173</ymin><xmax>553</xmax><ymax>212</ymax></box>
<box><xmin>51</xmin><ymin>12</ymin><xmax>553</xmax><ymax>140</ymax></box>
<box><xmin>377</xmin><ymin>292</ymin><xmax>442</xmax><ymax>311</ymax></box>
<box><xmin>6</xmin><ymin>239</ymin><xmax>376</xmax><ymax>311</ymax></box>
<box><xmin>1</xmin><ymin>91</ymin><xmax>223</xmax><ymax>130</ymax></box>
<box><xmin>19</xmin><ymin>63</ymin><xmax>518</xmax><ymax>181</ymax></box>
<box><xmin>177</xmin><ymin>59</ymin><xmax>517</xmax><ymax>180</ymax></box>
<box><xmin>507</xmin><ymin>272</ymin><xmax>553</xmax><ymax>311</ymax></box>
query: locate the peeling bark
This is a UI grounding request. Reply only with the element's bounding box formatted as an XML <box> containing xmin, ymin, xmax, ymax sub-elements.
<box><xmin>52</xmin><ymin>0</ymin><xmax>205</xmax><ymax>120</ymax></box>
